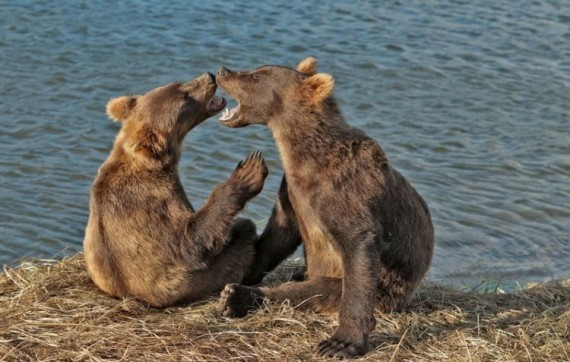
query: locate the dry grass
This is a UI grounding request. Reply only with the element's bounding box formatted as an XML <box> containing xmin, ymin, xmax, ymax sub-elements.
<box><xmin>1</xmin><ymin>255</ymin><xmax>569</xmax><ymax>361</ymax></box>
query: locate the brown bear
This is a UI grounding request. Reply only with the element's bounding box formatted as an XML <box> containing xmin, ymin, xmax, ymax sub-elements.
<box><xmin>215</xmin><ymin>58</ymin><xmax>434</xmax><ymax>358</ymax></box>
<box><xmin>83</xmin><ymin>72</ymin><xmax>268</xmax><ymax>308</ymax></box>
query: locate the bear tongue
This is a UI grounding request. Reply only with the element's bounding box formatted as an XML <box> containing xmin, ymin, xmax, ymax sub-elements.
<box><xmin>207</xmin><ymin>96</ymin><xmax>226</xmax><ymax>112</ymax></box>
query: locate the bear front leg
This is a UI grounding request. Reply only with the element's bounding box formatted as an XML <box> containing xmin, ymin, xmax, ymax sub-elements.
<box><xmin>317</xmin><ymin>232</ymin><xmax>378</xmax><ymax>359</ymax></box>
<box><xmin>243</xmin><ymin>175</ymin><xmax>303</xmax><ymax>285</ymax></box>
<box><xmin>185</xmin><ymin>150</ymin><xmax>267</xmax><ymax>256</ymax></box>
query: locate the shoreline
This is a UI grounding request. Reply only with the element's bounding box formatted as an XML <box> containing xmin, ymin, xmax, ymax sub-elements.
<box><xmin>1</xmin><ymin>254</ymin><xmax>569</xmax><ymax>361</ymax></box>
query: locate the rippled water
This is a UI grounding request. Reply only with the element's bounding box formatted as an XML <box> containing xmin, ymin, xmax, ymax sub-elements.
<box><xmin>1</xmin><ymin>1</ymin><xmax>569</xmax><ymax>289</ymax></box>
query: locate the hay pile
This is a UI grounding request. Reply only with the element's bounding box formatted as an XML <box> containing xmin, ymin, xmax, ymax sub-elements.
<box><xmin>1</xmin><ymin>255</ymin><xmax>568</xmax><ymax>361</ymax></box>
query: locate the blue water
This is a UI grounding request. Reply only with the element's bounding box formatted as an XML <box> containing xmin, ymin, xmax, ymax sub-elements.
<box><xmin>1</xmin><ymin>0</ymin><xmax>569</xmax><ymax>289</ymax></box>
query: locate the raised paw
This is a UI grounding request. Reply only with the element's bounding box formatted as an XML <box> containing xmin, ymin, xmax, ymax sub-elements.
<box><xmin>231</xmin><ymin>150</ymin><xmax>268</xmax><ymax>200</ymax></box>
<box><xmin>316</xmin><ymin>335</ymin><xmax>369</xmax><ymax>359</ymax></box>
<box><xmin>219</xmin><ymin>283</ymin><xmax>263</xmax><ymax>318</ymax></box>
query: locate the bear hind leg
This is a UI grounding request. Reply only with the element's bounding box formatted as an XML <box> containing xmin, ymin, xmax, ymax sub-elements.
<box><xmin>180</xmin><ymin>219</ymin><xmax>256</xmax><ymax>303</ymax></box>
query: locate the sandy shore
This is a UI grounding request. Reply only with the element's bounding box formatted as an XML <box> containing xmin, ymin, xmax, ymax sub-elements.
<box><xmin>1</xmin><ymin>254</ymin><xmax>568</xmax><ymax>361</ymax></box>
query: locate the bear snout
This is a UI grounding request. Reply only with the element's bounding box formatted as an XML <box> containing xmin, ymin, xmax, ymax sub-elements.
<box><xmin>206</xmin><ymin>72</ymin><xmax>215</xmax><ymax>84</ymax></box>
<box><xmin>196</xmin><ymin>72</ymin><xmax>215</xmax><ymax>85</ymax></box>
<box><xmin>217</xmin><ymin>67</ymin><xmax>232</xmax><ymax>77</ymax></box>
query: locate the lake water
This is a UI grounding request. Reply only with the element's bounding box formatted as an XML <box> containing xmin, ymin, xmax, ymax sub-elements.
<box><xmin>1</xmin><ymin>1</ymin><xmax>569</xmax><ymax>290</ymax></box>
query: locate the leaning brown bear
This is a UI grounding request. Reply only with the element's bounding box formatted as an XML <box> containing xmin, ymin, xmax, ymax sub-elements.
<box><xmin>216</xmin><ymin>58</ymin><xmax>434</xmax><ymax>358</ymax></box>
<box><xmin>83</xmin><ymin>72</ymin><xmax>268</xmax><ymax>308</ymax></box>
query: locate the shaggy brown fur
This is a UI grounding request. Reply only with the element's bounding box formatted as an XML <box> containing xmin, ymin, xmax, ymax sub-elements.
<box><xmin>84</xmin><ymin>73</ymin><xmax>268</xmax><ymax>308</ymax></box>
<box><xmin>216</xmin><ymin>58</ymin><xmax>434</xmax><ymax>358</ymax></box>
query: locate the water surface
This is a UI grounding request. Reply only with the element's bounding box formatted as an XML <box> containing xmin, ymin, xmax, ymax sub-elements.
<box><xmin>1</xmin><ymin>1</ymin><xmax>569</xmax><ymax>289</ymax></box>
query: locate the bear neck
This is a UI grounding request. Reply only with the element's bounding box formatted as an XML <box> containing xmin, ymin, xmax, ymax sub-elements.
<box><xmin>269</xmin><ymin>99</ymin><xmax>349</xmax><ymax>174</ymax></box>
<box><xmin>111</xmin><ymin>135</ymin><xmax>181</xmax><ymax>172</ymax></box>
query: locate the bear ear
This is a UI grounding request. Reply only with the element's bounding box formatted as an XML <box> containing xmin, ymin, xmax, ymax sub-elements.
<box><xmin>106</xmin><ymin>96</ymin><xmax>137</xmax><ymax>122</ymax></box>
<box><xmin>296</xmin><ymin>57</ymin><xmax>318</xmax><ymax>75</ymax></box>
<box><xmin>299</xmin><ymin>73</ymin><xmax>335</xmax><ymax>106</ymax></box>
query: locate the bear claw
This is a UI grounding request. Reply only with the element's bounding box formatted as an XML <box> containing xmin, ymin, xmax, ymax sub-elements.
<box><xmin>316</xmin><ymin>336</ymin><xmax>368</xmax><ymax>359</ymax></box>
<box><xmin>231</xmin><ymin>150</ymin><xmax>268</xmax><ymax>199</ymax></box>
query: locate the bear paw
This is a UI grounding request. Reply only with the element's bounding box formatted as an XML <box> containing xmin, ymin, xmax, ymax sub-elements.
<box><xmin>231</xmin><ymin>150</ymin><xmax>268</xmax><ymax>200</ymax></box>
<box><xmin>316</xmin><ymin>334</ymin><xmax>369</xmax><ymax>359</ymax></box>
<box><xmin>219</xmin><ymin>283</ymin><xmax>263</xmax><ymax>318</ymax></box>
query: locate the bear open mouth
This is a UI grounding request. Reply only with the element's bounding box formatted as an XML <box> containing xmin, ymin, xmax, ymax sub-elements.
<box><xmin>219</xmin><ymin>103</ymin><xmax>241</xmax><ymax>123</ymax></box>
<box><xmin>207</xmin><ymin>96</ymin><xmax>226</xmax><ymax>113</ymax></box>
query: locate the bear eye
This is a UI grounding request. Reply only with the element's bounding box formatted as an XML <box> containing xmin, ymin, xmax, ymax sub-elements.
<box><xmin>184</xmin><ymin>93</ymin><xmax>193</xmax><ymax>101</ymax></box>
<box><xmin>253</xmin><ymin>74</ymin><xmax>261</xmax><ymax>79</ymax></box>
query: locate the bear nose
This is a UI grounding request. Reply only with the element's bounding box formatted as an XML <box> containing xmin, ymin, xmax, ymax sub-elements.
<box><xmin>217</xmin><ymin>66</ymin><xmax>232</xmax><ymax>77</ymax></box>
<box><xmin>206</xmin><ymin>72</ymin><xmax>215</xmax><ymax>84</ymax></box>
<box><xmin>195</xmin><ymin>72</ymin><xmax>214</xmax><ymax>85</ymax></box>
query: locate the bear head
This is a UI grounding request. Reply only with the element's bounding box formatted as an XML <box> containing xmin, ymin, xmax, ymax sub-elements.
<box><xmin>216</xmin><ymin>57</ymin><xmax>334</xmax><ymax>128</ymax></box>
<box><xmin>106</xmin><ymin>72</ymin><xmax>225</xmax><ymax>161</ymax></box>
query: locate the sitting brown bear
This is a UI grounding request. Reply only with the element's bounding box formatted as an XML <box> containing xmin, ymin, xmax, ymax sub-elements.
<box><xmin>83</xmin><ymin>72</ymin><xmax>268</xmax><ymax>308</ymax></box>
<box><xmin>216</xmin><ymin>59</ymin><xmax>434</xmax><ymax>358</ymax></box>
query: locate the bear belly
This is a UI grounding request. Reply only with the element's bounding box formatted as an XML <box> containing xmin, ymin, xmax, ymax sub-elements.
<box><xmin>298</xmin><ymin>210</ymin><xmax>344</xmax><ymax>279</ymax></box>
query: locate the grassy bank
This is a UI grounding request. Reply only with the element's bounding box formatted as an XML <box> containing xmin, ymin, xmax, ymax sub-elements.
<box><xmin>1</xmin><ymin>255</ymin><xmax>568</xmax><ymax>361</ymax></box>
